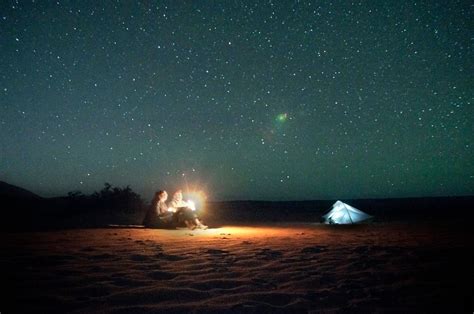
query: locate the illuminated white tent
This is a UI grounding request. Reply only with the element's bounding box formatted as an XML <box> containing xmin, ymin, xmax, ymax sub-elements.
<box><xmin>322</xmin><ymin>201</ymin><xmax>372</xmax><ymax>224</ymax></box>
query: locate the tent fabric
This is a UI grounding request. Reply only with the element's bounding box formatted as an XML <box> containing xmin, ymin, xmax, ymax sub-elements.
<box><xmin>322</xmin><ymin>200</ymin><xmax>372</xmax><ymax>224</ymax></box>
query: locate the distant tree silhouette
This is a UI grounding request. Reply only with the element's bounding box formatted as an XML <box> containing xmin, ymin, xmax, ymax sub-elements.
<box><xmin>67</xmin><ymin>183</ymin><xmax>145</xmax><ymax>214</ymax></box>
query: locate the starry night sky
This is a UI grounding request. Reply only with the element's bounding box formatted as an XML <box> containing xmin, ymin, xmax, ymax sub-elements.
<box><xmin>1</xmin><ymin>1</ymin><xmax>472</xmax><ymax>201</ymax></box>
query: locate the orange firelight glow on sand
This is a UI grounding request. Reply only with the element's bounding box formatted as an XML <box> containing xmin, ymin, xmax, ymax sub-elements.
<box><xmin>154</xmin><ymin>225</ymin><xmax>317</xmax><ymax>240</ymax></box>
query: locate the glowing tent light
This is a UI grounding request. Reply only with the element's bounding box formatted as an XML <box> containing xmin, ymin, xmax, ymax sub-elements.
<box><xmin>322</xmin><ymin>201</ymin><xmax>372</xmax><ymax>224</ymax></box>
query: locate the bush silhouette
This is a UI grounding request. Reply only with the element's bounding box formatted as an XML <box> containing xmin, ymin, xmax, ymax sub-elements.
<box><xmin>67</xmin><ymin>183</ymin><xmax>145</xmax><ymax>214</ymax></box>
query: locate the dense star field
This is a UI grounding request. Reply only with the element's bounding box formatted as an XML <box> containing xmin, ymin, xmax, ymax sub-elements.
<box><xmin>1</xmin><ymin>1</ymin><xmax>472</xmax><ymax>200</ymax></box>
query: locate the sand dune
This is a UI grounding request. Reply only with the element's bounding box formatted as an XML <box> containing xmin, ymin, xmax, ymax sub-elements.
<box><xmin>2</xmin><ymin>223</ymin><xmax>471</xmax><ymax>313</ymax></box>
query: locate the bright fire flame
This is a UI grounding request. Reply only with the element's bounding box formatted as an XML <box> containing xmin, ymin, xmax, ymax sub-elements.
<box><xmin>187</xmin><ymin>200</ymin><xmax>196</xmax><ymax>211</ymax></box>
<box><xmin>184</xmin><ymin>190</ymin><xmax>207</xmax><ymax>211</ymax></box>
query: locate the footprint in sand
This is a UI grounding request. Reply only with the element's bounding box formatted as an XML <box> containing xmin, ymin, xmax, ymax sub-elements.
<box><xmin>112</xmin><ymin>277</ymin><xmax>146</xmax><ymax>287</ymax></box>
<box><xmin>81</xmin><ymin>246</ymin><xmax>96</xmax><ymax>252</ymax></box>
<box><xmin>256</xmin><ymin>248</ymin><xmax>283</xmax><ymax>260</ymax></box>
<box><xmin>353</xmin><ymin>246</ymin><xmax>369</xmax><ymax>254</ymax></box>
<box><xmin>190</xmin><ymin>279</ymin><xmax>246</xmax><ymax>291</ymax></box>
<box><xmin>148</xmin><ymin>270</ymin><xmax>178</xmax><ymax>280</ymax></box>
<box><xmin>129</xmin><ymin>254</ymin><xmax>152</xmax><ymax>262</ymax></box>
<box><xmin>144</xmin><ymin>244</ymin><xmax>164</xmax><ymax>252</ymax></box>
<box><xmin>74</xmin><ymin>285</ymin><xmax>112</xmax><ymax>298</ymax></box>
<box><xmin>206</xmin><ymin>249</ymin><xmax>228</xmax><ymax>255</ymax></box>
<box><xmin>301</xmin><ymin>246</ymin><xmax>328</xmax><ymax>254</ymax></box>
<box><xmin>204</xmin><ymin>249</ymin><xmax>236</xmax><ymax>270</ymax></box>
<box><xmin>155</xmin><ymin>252</ymin><xmax>186</xmax><ymax>261</ymax></box>
<box><xmin>89</xmin><ymin>253</ymin><xmax>115</xmax><ymax>260</ymax></box>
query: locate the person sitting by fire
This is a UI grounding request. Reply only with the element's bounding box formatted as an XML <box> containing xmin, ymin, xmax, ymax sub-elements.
<box><xmin>169</xmin><ymin>189</ymin><xmax>208</xmax><ymax>230</ymax></box>
<box><xmin>143</xmin><ymin>190</ymin><xmax>174</xmax><ymax>228</ymax></box>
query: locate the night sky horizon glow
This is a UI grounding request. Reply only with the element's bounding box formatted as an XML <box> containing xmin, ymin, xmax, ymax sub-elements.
<box><xmin>1</xmin><ymin>1</ymin><xmax>472</xmax><ymax>201</ymax></box>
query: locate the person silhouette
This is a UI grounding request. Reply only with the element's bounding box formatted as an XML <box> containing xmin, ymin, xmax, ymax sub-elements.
<box><xmin>169</xmin><ymin>189</ymin><xmax>207</xmax><ymax>230</ymax></box>
<box><xmin>143</xmin><ymin>190</ymin><xmax>174</xmax><ymax>228</ymax></box>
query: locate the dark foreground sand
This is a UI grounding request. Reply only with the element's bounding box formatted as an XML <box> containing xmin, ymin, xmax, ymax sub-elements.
<box><xmin>2</xmin><ymin>223</ymin><xmax>472</xmax><ymax>313</ymax></box>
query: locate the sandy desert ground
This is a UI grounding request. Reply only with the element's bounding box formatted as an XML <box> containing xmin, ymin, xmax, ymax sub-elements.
<box><xmin>2</xmin><ymin>222</ymin><xmax>472</xmax><ymax>313</ymax></box>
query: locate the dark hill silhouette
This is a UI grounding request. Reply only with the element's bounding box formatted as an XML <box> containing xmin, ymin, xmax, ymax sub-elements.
<box><xmin>0</xmin><ymin>181</ymin><xmax>146</xmax><ymax>231</ymax></box>
<box><xmin>0</xmin><ymin>181</ymin><xmax>42</xmax><ymax>199</ymax></box>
